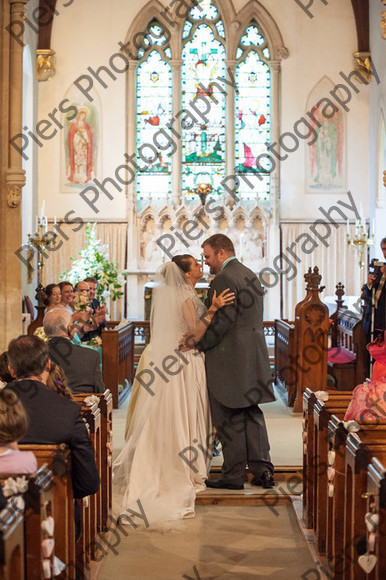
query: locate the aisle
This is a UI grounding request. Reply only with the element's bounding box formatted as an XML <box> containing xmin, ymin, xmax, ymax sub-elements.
<box><xmin>112</xmin><ymin>387</ymin><xmax>303</xmax><ymax>467</ymax></box>
<box><xmin>96</xmin><ymin>389</ymin><xmax>310</xmax><ymax>579</ymax></box>
<box><xmin>98</xmin><ymin>504</ymin><xmax>315</xmax><ymax>579</ymax></box>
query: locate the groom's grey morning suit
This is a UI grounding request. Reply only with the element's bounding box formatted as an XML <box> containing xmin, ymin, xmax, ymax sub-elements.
<box><xmin>197</xmin><ymin>258</ymin><xmax>275</xmax><ymax>485</ymax></box>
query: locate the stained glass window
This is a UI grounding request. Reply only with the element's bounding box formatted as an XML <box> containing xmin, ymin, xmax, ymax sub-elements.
<box><xmin>134</xmin><ymin>7</ymin><xmax>274</xmax><ymax>209</ymax></box>
<box><xmin>181</xmin><ymin>0</ymin><xmax>226</xmax><ymax>203</ymax></box>
<box><xmin>235</xmin><ymin>21</ymin><xmax>271</xmax><ymax>207</ymax></box>
<box><xmin>136</xmin><ymin>21</ymin><xmax>173</xmax><ymax>210</ymax></box>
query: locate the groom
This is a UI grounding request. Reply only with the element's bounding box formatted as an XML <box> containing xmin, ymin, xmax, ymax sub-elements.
<box><xmin>195</xmin><ymin>234</ymin><xmax>275</xmax><ymax>489</ymax></box>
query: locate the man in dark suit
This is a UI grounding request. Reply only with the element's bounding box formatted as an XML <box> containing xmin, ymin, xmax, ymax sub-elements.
<box><xmin>44</xmin><ymin>308</ymin><xmax>105</xmax><ymax>394</ymax></box>
<box><xmin>362</xmin><ymin>237</ymin><xmax>386</xmax><ymax>341</ymax></box>
<box><xmin>78</xmin><ymin>278</ymin><xmax>106</xmax><ymax>343</ymax></box>
<box><xmin>6</xmin><ymin>335</ymin><xmax>100</xmax><ymax>500</ymax></box>
<box><xmin>196</xmin><ymin>234</ymin><xmax>275</xmax><ymax>490</ymax></box>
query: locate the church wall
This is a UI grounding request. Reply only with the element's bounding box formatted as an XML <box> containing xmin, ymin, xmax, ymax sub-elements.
<box><xmin>369</xmin><ymin>0</ymin><xmax>386</xmax><ymax>254</ymax></box>
<box><xmin>274</xmin><ymin>0</ymin><xmax>369</xmax><ymax>221</ymax></box>
<box><xmin>0</xmin><ymin>0</ymin><xmax>39</xmax><ymax>350</ymax></box>
<box><xmin>37</xmin><ymin>0</ymin><xmax>367</xmax><ymax>221</ymax></box>
<box><xmin>21</xmin><ymin>0</ymin><xmax>40</xmax><ymax>306</ymax></box>
<box><xmin>33</xmin><ymin>0</ymin><xmax>372</xmax><ymax>319</ymax></box>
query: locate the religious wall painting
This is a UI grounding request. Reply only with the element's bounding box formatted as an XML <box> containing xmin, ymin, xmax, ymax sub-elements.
<box><xmin>61</xmin><ymin>87</ymin><xmax>101</xmax><ymax>193</ymax></box>
<box><xmin>306</xmin><ymin>76</ymin><xmax>346</xmax><ymax>193</ymax></box>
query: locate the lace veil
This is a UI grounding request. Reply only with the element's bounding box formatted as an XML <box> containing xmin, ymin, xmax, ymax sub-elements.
<box><xmin>150</xmin><ymin>261</ymin><xmax>192</xmax><ymax>362</ymax></box>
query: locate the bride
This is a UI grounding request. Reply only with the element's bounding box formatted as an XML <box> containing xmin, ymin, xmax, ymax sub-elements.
<box><xmin>113</xmin><ymin>254</ymin><xmax>234</xmax><ymax>528</ymax></box>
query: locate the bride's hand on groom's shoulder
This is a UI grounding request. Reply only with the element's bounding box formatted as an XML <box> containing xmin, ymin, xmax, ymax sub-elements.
<box><xmin>211</xmin><ymin>288</ymin><xmax>235</xmax><ymax>311</ymax></box>
<box><xmin>178</xmin><ymin>332</ymin><xmax>196</xmax><ymax>352</ymax></box>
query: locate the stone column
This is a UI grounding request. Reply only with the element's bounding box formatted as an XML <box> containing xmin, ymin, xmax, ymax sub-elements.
<box><xmin>7</xmin><ymin>0</ymin><xmax>28</xmax><ymax>208</ymax></box>
<box><xmin>0</xmin><ymin>0</ymin><xmax>29</xmax><ymax>350</ymax></box>
<box><xmin>225</xmin><ymin>60</ymin><xmax>236</xmax><ymax>207</ymax></box>
<box><xmin>170</xmin><ymin>60</ymin><xmax>182</xmax><ymax>208</ymax></box>
<box><xmin>265</xmin><ymin>59</ymin><xmax>281</xmax><ymax>320</ymax></box>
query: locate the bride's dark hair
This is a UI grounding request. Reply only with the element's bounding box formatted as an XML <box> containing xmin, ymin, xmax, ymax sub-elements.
<box><xmin>172</xmin><ymin>254</ymin><xmax>194</xmax><ymax>274</ymax></box>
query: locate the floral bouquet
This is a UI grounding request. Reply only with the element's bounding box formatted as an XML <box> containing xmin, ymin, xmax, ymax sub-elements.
<box><xmin>34</xmin><ymin>326</ymin><xmax>48</xmax><ymax>343</ymax></box>
<box><xmin>72</xmin><ymin>290</ymin><xmax>91</xmax><ymax>313</ymax></box>
<box><xmin>84</xmin><ymin>336</ymin><xmax>102</xmax><ymax>347</ymax></box>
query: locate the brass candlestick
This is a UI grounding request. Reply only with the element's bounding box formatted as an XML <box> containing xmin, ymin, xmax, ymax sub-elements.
<box><xmin>346</xmin><ymin>221</ymin><xmax>374</xmax><ymax>289</ymax></box>
<box><xmin>28</xmin><ymin>219</ymin><xmax>58</xmax><ymax>287</ymax></box>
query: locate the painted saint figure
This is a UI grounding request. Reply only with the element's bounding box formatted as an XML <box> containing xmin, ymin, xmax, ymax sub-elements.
<box><xmin>68</xmin><ymin>109</ymin><xmax>93</xmax><ymax>184</ymax></box>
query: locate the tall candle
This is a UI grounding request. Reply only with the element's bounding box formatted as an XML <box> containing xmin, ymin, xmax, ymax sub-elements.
<box><xmin>40</xmin><ymin>200</ymin><xmax>45</xmax><ymax>219</ymax></box>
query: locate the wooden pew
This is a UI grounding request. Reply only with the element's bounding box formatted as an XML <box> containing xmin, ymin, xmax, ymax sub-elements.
<box><xmin>302</xmin><ymin>388</ymin><xmax>317</xmax><ymax>528</ymax></box>
<box><xmin>293</xmin><ymin>267</ymin><xmax>329</xmax><ymax>412</ymax></box>
<box><xmin>328</xmin><ymin>308</ymin><xmax>367</xmax><ymax>390</ymax></box>
<box><xmin>302</xmin><ymin>389</ymin><xmax>351</xmax><ymax>532</ymax></box>
<box><xmin>96</xmin><ymin>390</ymin><xmax>113</xmax><ymax>532</ymax></box>
<box><xmin>327</xmin><ymin>421</ymin><xmax>386</xmax><ymax>579</ymax></box>
<box><xmin>0</xmin><ymin>465</ymin><xmax>55</xmax><ymax>580</ymax></box>
<box><xmin>329</xmin><ymin>282</ymin><xmax>347</xmax><ymax>347</ymax></box>
<box><xmin>72</xmin><ymin>390</ymin><xmax>112</xmax><ymax>532</ymax></box>
<box><xmin>327</xmin><ymin>415</ymin><xmax>348</xmax><ymax>577</ymax></box>
<box><xmin>132</xmin><ymin>321</ymin><xmax>150</xmax><ymax>371</ymax></box>
<box><xmin>72</xmin><ymin>396</ymin><xmax>101</xmax><ymax>572</ymax></box>
<box><xmin>18</xmin><ymin>445</ymin><xmax>76</xmax><ymax>580</ymax></box>
<box><xmin>274</xmin><ymin>319</ymin><xmax>296</xmax><ymax>406</ymax></box>
<box><xmin>102</xmin><ymin>321</ymin><xmax>133</xmax><ymax>408</ymax></box>
<box><xmin>366</xmin><ymin>457</ymin><xmax>386</xmax><ymax>580</ymax></box>
<box><xmin>0</xmin><ymin>498</ymin><xmax>24</xmax><ymax>580</ymax></box>
<box><xmin>275</xmin><ymin>267</ymin><xmax>329</xmax><ymax>412</ymax></box>
<box><xmin>313</xmin><ymin>394</ymin><xmax>352</xmax><ymax>553</ymax></box>
<box><xmin>344</xmin><ymin>433</ymin><xmax>386</xmax><ymax>580</ymax></box>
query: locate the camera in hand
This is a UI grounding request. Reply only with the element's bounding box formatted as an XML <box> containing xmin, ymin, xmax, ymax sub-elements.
<box><xmin>370</xmin><ymin>258</ymin><xmax>386</xmax><ymax>279</ymax></box>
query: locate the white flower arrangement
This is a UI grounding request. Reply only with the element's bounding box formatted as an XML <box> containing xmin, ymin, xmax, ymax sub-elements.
<box><xmin>60</xmin><ymin>223</ymin><xmax>127</xmax><ymax>303</ymax></box>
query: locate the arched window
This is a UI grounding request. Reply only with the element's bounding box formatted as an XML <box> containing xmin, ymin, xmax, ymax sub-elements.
<box><xmin>181</xmin><ymin>0</ymin><xmax>226</xmax><ymax>203</ymax></box>
<box><xmin>132</xmin><ymin>0</ymin><xmax>284</xmax><ymax>212</ymax></box>
<box><xmin>135</xmin><ymin>20</ymin><xmax>173</xmax><ymax>208</ymax></box>
<box><xmin>235</xmin><ymin>21</ymin><xmax>271</xmax><ymax>207</ymax></box>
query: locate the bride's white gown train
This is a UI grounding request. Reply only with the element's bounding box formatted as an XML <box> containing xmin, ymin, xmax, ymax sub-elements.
<box><xmin>113</xmin><ymin>283</ymin><xmax>212</xmax><ymax>528</ymax></box>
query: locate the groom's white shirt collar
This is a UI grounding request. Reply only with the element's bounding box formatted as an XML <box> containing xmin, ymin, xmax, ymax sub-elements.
<box><xmin>221</xmin><ymin>256</ymin><xmax>237</xmax><ymax>270</ymax></box>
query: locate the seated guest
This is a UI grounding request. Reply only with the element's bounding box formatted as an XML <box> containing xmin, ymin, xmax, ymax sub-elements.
<box><xmin>0</xmin><ymin>389</ymin><xmax>38</xmax><ymax>474</ymax></box>
<box><xmin>344</xmin><ymin>333</ymin><xmax>386</xmax><ymax>422</ymax></box>
<box><xmin>44</xmin><ymin>309</ymin><xmax>105</xmax><ymax>394</ymax></box>
<box><xmin>44</xmin><ymin>283</ymin><xmax>61</xmax><ymax>313</ymax></box>
<box><xmin>81</xmin><ymin>277</ymin><xmax>106</xmax><ymax>342</ymax></box>
<box><xmin>59</xmin><ymin>281</ymin><xmax>74</xmax><ymax>314</ymax></box>
<box><xmin>0</xmin><ymin>352</ymin><xmax>13</xmax><ymax>386</ymax></box>
<box><xmin>58</xmin><ymin>281</ymin><xmax>92</xmax><ymax>338</ymax></box>
<box><xmin>46</xmin><ymin>362</ymin><xmax>74</xmax><ymax>400</ymax></box>
<box><xmin>6</xmin><ymin>335</ymin><xmax>100</xmax><ymax>499</ymax></box>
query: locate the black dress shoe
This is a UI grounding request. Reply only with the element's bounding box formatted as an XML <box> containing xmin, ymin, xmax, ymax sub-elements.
<box><xmin>251</xmin><ymin>471</ymin><xmax>275</xmax><ymax>489</ymax></box>
<box><xmin>205</xmin><ymin>478</ymin><xmax>244</xmax><ymax>490</ymax></box>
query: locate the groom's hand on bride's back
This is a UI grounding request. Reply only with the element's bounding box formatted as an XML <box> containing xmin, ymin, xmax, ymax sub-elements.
<box><xmin>178</xmin><ymin>332</ymin><xmax>196</xmax><ymax>352</ymax></box>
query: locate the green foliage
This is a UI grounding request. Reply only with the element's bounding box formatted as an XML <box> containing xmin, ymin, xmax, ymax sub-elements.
<box><xmin>60</xmin><ymin>223</ymin><xmax>127</xmax><ymax>303</ymax></box>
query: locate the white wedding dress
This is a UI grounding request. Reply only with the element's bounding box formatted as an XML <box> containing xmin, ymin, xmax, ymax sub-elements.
<box><xmin>113</xmin><ymin>263</ymin><xmax>213</xmax><ymax>529</ymax></box>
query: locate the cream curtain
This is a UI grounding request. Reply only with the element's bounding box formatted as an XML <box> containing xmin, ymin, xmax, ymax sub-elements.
<box><xmin>43</xmin><ymin>222</ymin><xmax>127</xmax><ymax>320</ymax></box>
<box><xmin>280</xmin><ymin>223</ymin><xmax>363</xmax><ymax>319</ymax></box>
